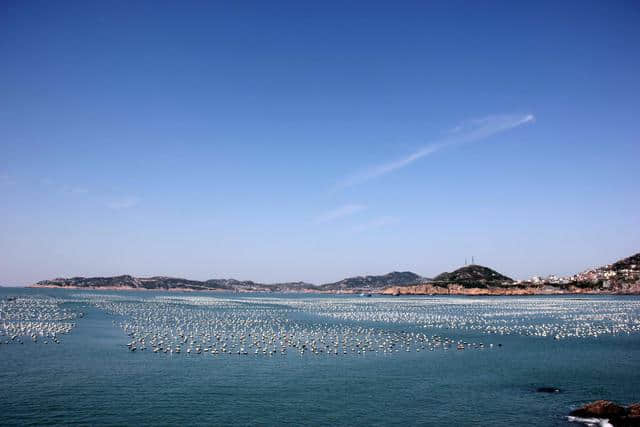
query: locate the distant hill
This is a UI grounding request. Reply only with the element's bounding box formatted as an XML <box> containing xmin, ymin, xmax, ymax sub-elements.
<box><xmin>610</xmin><ymin>252</ymin><xmax>640</xmax><ymax>273</ymax></box>
<box><xmin>34</xmin><ymin>275</ymin><xmax>223</xmax><ymax>291</ymax></box>
<box><xmin>28</xmin><ymin>252</ymin><xmax>640</xmax><ymax>294</ymax></box>
<box><xmin>204</xmin><ymin>279</ymin><xmax>317</xmax><ymax>292</ymax></box>
<box><xmin>384</xmin><ymin>253</ymin><xmax>639</xmax><ymax>295</ymax></box>
<box><xmin>566</xmin><ymin>252</ymin><xmax>640</xmax><ymax>291</ymax></box>
<box><xmin>319</xmin><ymin>271</ymin><xmax>428</xmax><ymax>291</ymax></box>
<box><xmin>432</xmin><ymin>265</ymin><xmax>514</xmax><ymax>288</ymax></box>
<box><xmin>33</xmin><ymin>275</ymin><xmax>317</xmax><ymax>292</ymax></box>
<box><xmin>32</xmin><ymin>272</ymin><xmax>428</xmax><ymax>292</ymax></box>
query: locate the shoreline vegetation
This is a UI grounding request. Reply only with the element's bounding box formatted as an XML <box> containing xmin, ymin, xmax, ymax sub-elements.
<box><xmin>29</xmin><ymin>252</ymin><xmax>640</xmax><ymax>296</ymax></box>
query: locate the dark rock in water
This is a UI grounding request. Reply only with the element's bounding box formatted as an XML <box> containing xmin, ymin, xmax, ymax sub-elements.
<box><xmin>536</xmin><ymin>387</ymin><xmax>561</xmax><ymax>393</ymax></box>
<box><xmin>571</xmin><ymin>400</ymin><xmax>626</xmax><ymax>418</ymax></box>
<box><xmin>610</xmin><ymin>416</ymin><xmax>640</xmax><ymax>427</ymax></box>
<box><xmin>570</xmin><ymin>401</ymin><xmax>640</xmax><ymax>426</ymax></box>
<box><xmin>628</xmin><ymin>404</ymin><xmax>640</xmax><ymax>417</ymax></box>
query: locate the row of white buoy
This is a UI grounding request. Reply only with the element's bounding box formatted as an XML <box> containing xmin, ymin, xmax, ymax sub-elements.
<box><xmin>1</xmin><ymin>296</ymin><xmax>81</xmax><ymax>322</ymax></box>
<box><xmin>280</xmin><ymin>296</ymin><xmax>640</xmax><ymax>340</ymax></box>
<box><xmin>83</xmin><ymin>296</ymin><xmax>499</xmax><ymax>357</ymax></box>
<box><xmin>1</xmin><ymin>297</ymin><xmax>80</xmax><ymax>345</ymax></box>
<box><xmin>6</xmin><ymin>292</ymin><xmax>637</xmax><ymax>353</ymax></box>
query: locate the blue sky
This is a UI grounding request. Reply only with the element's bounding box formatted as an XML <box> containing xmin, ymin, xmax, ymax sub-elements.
<box><xmin>1</xmin><ymin>1</ymin><xmax>639</xmax><ymax>285</ymax></box>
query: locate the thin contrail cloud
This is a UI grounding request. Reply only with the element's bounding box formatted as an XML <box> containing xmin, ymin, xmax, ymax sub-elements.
<box><xmin>315</xmin><ymin>203</ymin><xmax>366</xmax><ymax>223</ymax></box>
<box><xmin>336</xmin><ymin>113</ymin><xmax>535</xmax><ymax>189</ymax></box>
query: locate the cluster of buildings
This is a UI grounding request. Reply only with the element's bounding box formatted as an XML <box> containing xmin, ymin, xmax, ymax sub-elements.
<box><xmin>569</xmin><ymin>261</ymin><xmax>638</xmax><ymax>285</ymax></box>
<box><xmin>516</xmin><ymin>261</ymin><xmax>639</xmax><ymax>288</ymax></box>
<box><xmin>512</xmin><ymin>274</ymin><xmax>569</xmax><ymax>286</ymax></box>
<box><xmin>528</xmin><ymin>274</ymin><xmax>568</xmax><ymax>285</ymax></box>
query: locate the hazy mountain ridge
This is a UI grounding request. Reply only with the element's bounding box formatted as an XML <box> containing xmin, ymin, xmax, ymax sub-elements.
<box><xmin>32</xmin><ymin>272</ymin><xmax>424</xmax><ymax>292</ymax></box>
<box><xmin>34</xmin><ymin>276</ymin><xmax>317</xmax><ymax>292</ymax></box>
<box><xmin>36</xmin><ymin>275</ymin><xmax>227</xmax><ymax>291</ymax></box>
<box><xmin>30</xmin><ymin>252</ymin><xmax>639</xmax><ymax>294</ymax></box>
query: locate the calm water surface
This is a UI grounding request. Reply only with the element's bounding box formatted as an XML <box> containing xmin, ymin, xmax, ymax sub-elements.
<box><xmin>1</xmin><ymin>288</ymin><xmax>639</xmax><ymax>426</ymax></box>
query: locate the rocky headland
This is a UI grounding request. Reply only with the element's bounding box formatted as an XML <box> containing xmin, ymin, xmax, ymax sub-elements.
<box><xmin>568</xmin><ymin>400</ymin><xmax>640</xmax><ymax>426</ymax></box>
<box><xmin>382</xmin><ymin>253</ymin><xmax>640</xmax><ymax>296</ymax></box>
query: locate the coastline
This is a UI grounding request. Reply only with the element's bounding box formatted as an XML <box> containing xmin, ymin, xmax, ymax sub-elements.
<box><xmin>380</xmin><ymin>283</ymin><xmax>640</xmax><ymax>296</ymax></box>
<box><xmin>27</xmin><ymin>284</ymin><xmax>333</xmax><ymax>294</ymax></box>
<box><xmin>25</xmin><ymin>252</ymin><xmax>640</xmax><ymax>296</ymax></box>
<box><xmin>27</xmin><ymin>284</ymin><xmax>640</xmax><ymax>295</ymax></box>
<box><xmin>28</xmin><ymin>285</ymin><xmax>226</xmax><ymax>292</ymax></box>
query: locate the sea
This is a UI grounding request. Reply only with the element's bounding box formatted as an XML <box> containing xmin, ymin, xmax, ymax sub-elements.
<box><xmin>1</xmin><ymin>287</ymin><xmax>639</xmax><ymax>426</ymax></box>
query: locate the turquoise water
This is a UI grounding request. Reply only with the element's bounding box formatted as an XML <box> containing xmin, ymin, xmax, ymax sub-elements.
<box><xmin>1</xmin><ymin>288</ymin><xmax>639</xmax><ymax>426</ymax></box>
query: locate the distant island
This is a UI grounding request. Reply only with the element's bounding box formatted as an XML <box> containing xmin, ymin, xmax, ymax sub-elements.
<box><xmin>30</xmin><ymin>252</ymin><xmax>640</xmax><ymax>295</ymax></box>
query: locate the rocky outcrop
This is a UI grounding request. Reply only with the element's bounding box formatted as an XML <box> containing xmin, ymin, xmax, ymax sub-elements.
<box><xmin>569</xmin><ymin>400</ymin><xmax>640</xmax><ymax>426</ymax></box>
<box><xmin>628</xmin><ymin>404</ymin><xmax>640</xmax><ymax>418</ymax></box>
<box><xmin>571</xmin><ymin>401</ymin><xmax>627</xmax><ymax>418</ymax></box>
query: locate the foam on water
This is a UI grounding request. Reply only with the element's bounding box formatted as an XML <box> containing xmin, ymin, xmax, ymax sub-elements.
<box><xmin>567</xmin><ymin>416</ymin><xmax>614</xmax><ymax>427</ymax></box>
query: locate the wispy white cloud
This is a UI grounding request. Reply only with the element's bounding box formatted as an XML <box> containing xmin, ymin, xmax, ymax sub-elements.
<box><xmin>352</xmin><ymin>216</ymin><xmax>396</xmax><ymax>233</ymax></box>
<box><xmin>106</xmin><ymin>196</ymin><xmax>140</xmax><ymax>210</ymax></box>
<box><xmin>315</xmin><ymin>203</ymin><xmax>366</xmax><ymax>223</ymax></box>
<box><xmin>336</xmin><ymin>113</ymin><xmax>535</xmax><ymax>189</ymax></box>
